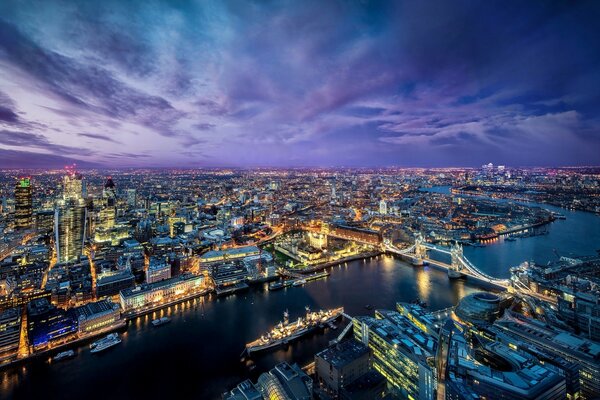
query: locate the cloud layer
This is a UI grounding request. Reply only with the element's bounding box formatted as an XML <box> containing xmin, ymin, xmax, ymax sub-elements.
<box><xmin>1</xmin><ymin>0</ymin><xmax>599</xmax><ymax>168</ymax></box>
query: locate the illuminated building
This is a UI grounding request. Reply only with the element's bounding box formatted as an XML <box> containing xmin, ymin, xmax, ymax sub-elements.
<box><xmin>0</xmin><ymin>307</ymin><xmax>21</xmax><ymax>361</ymax></box>
<box><xmin>256</xmin><ymin>362</ymin><xmax>313</xmax><ymax>400</ymax></box>
<box><xmin>494</xmin><ymin>313</ymin><xmax>600</xmax><ymax>399</ymax></box>
<box><xmin>126</xmin><ymin>188</ymin><xmax>136</xmax><ymax>207</ymax></box>
<box><xmin>454</xmin><ymin>292</ymin><xmax>505</xmax><ymax>325</ymax></box>
<box><xmin>14</xmin><ymin>177</ymin><xmax>33</xmax><ymax>230</ymax></box>
<box><xmin>199</xmin><ymin>245</ymin><xmax>260</xmax><ymax>264</ymax></box>
<box><xmin>379</xmin><ymin>199</ymin><xmax>387</xmax><ymax>215</ymax></box>
<box><xmin>72</xmin><ymin>300</ymin><xmax>120</xmax><ymax>334</ymax></box>
<box><xmin>168</xmin><ymin>215</ymin><xmax>185</xmax><ymax>237</ymax></box>
<box><xmin>27</xmin><ymin>298</ymin><xmax>77</xmax><ymax>349</ymax></box>
<box><xmin>55</xmin><ymin>200</ymin><xmax>87</xmax><ymax>263</ymax></box>
<box><xmin>353</xmin><ymin>310</ymin><xmax>436</xmax><ymax>400</ymax></box>
<box><xmin>55</xmin><ymin>171</ymin><xmax>87</xmax><ymax>263</ymax></box>
<box><xmin>119</xmin><ymin>273</ymin><xmax>205</xmax><ymax>311</ymax></box>
<box><xmin>34</xmin><ymin>209</ymin><xmax>54</xmax><ymax>233</ymax></box>
<box><xmin>146</xmin><ymin>256</ymin><xmax>171</xmax><ymax>283</ymax></box>
<box><xmin>442</xmin><ymin>319</ymin><xmax>567</xmax><ymax>400</ymax></box>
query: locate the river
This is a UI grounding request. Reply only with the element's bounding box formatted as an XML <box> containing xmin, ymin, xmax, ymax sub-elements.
<box><xmin>421</xmin><ymin>186</ymin><xmax>600</xmax><ymax>278</ymax></box>
<box><xmin>2</xmin><ymin>188</ymin><xmax>599</xmax><ymax>399</ymax></box>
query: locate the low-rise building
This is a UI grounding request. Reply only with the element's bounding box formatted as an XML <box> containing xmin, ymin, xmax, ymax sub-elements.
<box><xmin>72</xmin><ymin>300</ymin><xmax>120</xmax><ymax>334</ymax></box>
<box><xmin>119</xmin><ymin>273</ymin><xmax>205</xmax><ymax>311</ymax></box>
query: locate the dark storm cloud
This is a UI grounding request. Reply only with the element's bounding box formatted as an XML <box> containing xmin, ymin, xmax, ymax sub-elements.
<box><xmin>0</xmin><ymin>0</ymin><xmax>599</xmax><ymax>167</ymax></box>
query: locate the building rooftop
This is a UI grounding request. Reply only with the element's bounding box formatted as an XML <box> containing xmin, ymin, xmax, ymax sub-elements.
<box><xmin>316</xmin><ymin>339</ymin><xmax>369</xmax><ymax>369</ymax></box>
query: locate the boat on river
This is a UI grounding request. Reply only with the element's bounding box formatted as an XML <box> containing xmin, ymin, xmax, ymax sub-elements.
<box><xmin>245</xmin><ymin>306</ymin><xmax>344</xmax><ymax>354</ymax></box>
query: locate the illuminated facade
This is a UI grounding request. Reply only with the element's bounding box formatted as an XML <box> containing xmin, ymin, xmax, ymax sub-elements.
<box><xmin>72</xmin><ymin>300</ymin><xmax>120</xmax><ymax>334</ymax></box>
<box><xmin>55</xmin><ymin>172</ymin><xmax>87</xmax><ymax>263</ymax></box>
<box><xmin>55</xmin><ymin>199</ymin><xmax>87</xmax><ymax>263</ymax></box>
<box><xmin>119</xmin><ymin>273</ymin><xmax>205</xmax><ymax>311</ymax></box>
<box><xmin>14</xmin><ymin>177</ymin><xmax>33</xmax><ymax>229</ymax></box>
<box><xmin>353</xmin><ymin>310</ymin><xmax>436</xmax><ymax>400</ymax></box>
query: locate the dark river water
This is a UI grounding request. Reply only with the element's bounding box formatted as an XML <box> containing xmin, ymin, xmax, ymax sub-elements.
<box><xmin>2</xmin><ymin>187</ymin><xmax>599</xmax><ymax>400</ymax></box>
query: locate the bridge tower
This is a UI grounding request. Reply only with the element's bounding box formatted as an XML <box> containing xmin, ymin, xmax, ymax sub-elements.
<box><xmin>412</xmin><ymin>233</ymin><xmax>426</xmax><ymax>266</ymax></box>
<box><xmin>448</xmin><ymin>242</ymin><xmax>464</xmax><ymax>279</ymax></box>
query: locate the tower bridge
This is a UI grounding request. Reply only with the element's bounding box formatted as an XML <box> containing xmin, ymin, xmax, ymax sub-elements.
<box><xmin>385</xmin><ymin>234</ymin><xmax>510</xmax><ymax>289</ymax></box>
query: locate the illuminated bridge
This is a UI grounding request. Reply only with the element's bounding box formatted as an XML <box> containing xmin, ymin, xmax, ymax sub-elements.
<box><xmin>385</xmin><ymin>234</ymin><xmax>510</xmax><ymax>288</ymax></box>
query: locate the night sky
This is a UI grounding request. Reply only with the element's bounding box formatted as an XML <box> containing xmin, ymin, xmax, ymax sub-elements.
<box><xmin>1</xmin><ymin>1</ymin><xmax>599</xmax><ymax>168</ymax></box>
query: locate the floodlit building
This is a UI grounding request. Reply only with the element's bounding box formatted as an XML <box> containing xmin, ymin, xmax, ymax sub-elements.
<box><xmin>119</xmin><ymin>273</ymin><xmax>205</xmax><ymax>311</ymax></box>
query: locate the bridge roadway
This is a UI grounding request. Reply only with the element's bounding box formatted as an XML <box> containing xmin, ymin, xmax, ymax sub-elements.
<box><xmin>385</xmin><ymin>244</ymin><xmax>510</xmax><ymax>289</ymax></box>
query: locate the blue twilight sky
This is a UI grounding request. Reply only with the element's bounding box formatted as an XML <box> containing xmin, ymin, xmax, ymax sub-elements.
<box><xmin>0</xmin><ymin>0</ymin><xmax>600</xmax><ymax>168</ymax></box>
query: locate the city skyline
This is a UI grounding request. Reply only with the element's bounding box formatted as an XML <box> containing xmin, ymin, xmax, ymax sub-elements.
<box><xmin>1</xmin><ymin>1</ymin><xmax>600</xmax><ymax>168</ymax></box>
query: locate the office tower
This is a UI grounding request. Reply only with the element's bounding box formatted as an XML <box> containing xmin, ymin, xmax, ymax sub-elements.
<box><xmin>103</xmin><ymin>177</ymin><xmax>116</xmax><ymax>206</ymax></box>
<box><xmin>353</xmin><ymin>310</ymin><xmax>436</xmax><ymax>400</ymax></box>
<box><xmin>55</xmin><ymin>171</ymin><xmax>87</xmax><ymax>263</ymax></box>
<box><xmin>14</xmin><ymin>177</ymin><xmax>33</xmax><ymax>229</ymax></box>
<box><xmin>126</xmin><ymin>188</ymin><xmax>136</xmax><ymax>208</ymax></box>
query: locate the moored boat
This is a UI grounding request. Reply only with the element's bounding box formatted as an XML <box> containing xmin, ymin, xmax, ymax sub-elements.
<box><xmin>90</xmin><ymin>333</ymin><xmax>121</xmax><ymax>353</ymax></box>
<box><xmin>245</xmin><ymin>306</ymin><xmax>344</xmax><ymax>354</ymax></box>
<box><xmin>53</xmin><ymin>350</ymin><xmax>75</xmax><ymax>362</ymax></box>
<box><xmin>152</xmin><ymin>316</ymin><xmax>171</xmax><ymax>327</ymax></box>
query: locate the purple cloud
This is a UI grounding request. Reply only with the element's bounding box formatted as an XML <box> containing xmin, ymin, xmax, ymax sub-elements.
<box><xmin>0</xmin><ymin>0</ymin><xmax>598</xmax><ymax>167</ymax></box>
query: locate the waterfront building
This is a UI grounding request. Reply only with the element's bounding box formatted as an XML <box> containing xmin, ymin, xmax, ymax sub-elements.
<box><xmin>453</xmin><ymin>292</ymin><xmax>507</xmax><ymax>325</ymax></box>
<box><xmin>146</xmin><ymin>256</ymin><xmax>171</xmax><ymax>284</ymax></box>
<box><xmin>256</xmin><ymin>362</ymin><xmax>312</xmax><ymax>400</ymax></box>
<box><xmin>27</xmin><ymin>298</ymin><xmax>77</xmax><ymax>349</ymax></box>
<box><xmin>14</xmin><ymin>177</ymin><xmax>32</xmax><ymax>230</ymax></box>
<box><xmin>72</xmin><ymin>300</ymin><xmax>120</xmax><ymax>334</ymax></box>
<box><xmin>199</xmin><ymin>245</ymin><xmax>260</xmax><ymax>264</ymax></box>
<box><xmin>494</xmin><ymin>312</ymin><xmax>600</xmax><ymax>399</ymax></box>
<box><xmin>119</xmin><ymin>273</ymin><xmax>205</xmax><ymax>311</ymax></box>
<box><xmin>0</xmin><ymin>307</ymin><xmax>21</xmax><ymax>360</ymax></box>
<box><xmin>315</xmin><ymin>340</ymin><xmax>371</xmax><ymax>397</ymax></box>
<box><xmin>353</xmin><ymin>309</ymin><xmax>437</xmax><ymax>400</ymax></box>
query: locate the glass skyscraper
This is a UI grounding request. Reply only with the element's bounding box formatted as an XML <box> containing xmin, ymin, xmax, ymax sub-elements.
<box><xmin>55</xmin><ymin>172</ymin><xmax>87</xmax><ymax>263</ymax></box>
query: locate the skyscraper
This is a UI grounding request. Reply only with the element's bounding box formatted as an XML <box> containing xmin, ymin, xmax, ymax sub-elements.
<box><xmin>55</xmin><ymin>171</ymin><xmax>87</xmax><ymax>263</ymax></box>
<box><xmin>126</xmin><ymin>188</ymin><xmax>136</xmax><ymax>208</ymax></box>
<box><xmin>14</xmin><ymin>177</ymin><xmax>33</xmax><ymax>230</ymax></box>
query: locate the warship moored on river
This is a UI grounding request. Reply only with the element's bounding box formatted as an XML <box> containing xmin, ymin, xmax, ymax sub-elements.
<box><xmin>245</xmin><ymin>306</ymin><xmax>344</xmax><ymax>354</ymax></box>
